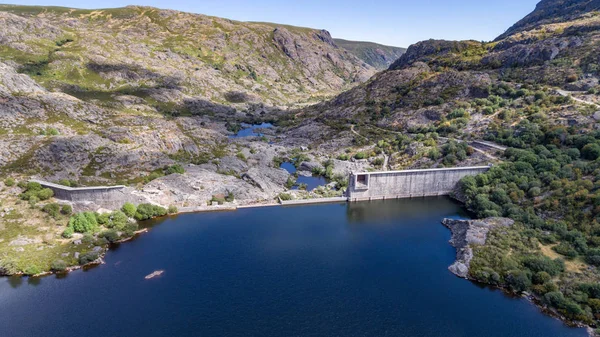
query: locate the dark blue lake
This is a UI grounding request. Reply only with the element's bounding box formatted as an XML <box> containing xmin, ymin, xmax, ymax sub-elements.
<box><xmin>280</xmin><ymin>162</ymin><xmax>328</xmax><ymax>191</ymax></box>
<box><xmin>230</xmin><ymin>122</ymin><xmax>273</xmax><ymax>138</ymax></box>
<box><xmin>0</xmin><ymin>198</ymin><xmax>587</xmax><ymax>337</ymax></box>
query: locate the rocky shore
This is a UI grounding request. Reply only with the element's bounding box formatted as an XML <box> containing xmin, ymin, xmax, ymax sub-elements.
<box><xmin>441</xmin><ymin>217</ymin><xmax>514</xmax><ymax>278</ymax></box>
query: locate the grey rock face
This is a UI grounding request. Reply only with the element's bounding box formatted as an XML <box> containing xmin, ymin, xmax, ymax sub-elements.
<box><xmin>565</xmin><ymin>77</ymin><xmax>599</xmax><ymax>91</ymax></box>
<box><xmin>483</xmin><ymin>37</ymin><xmax>583</xmax><ymax>68</ymax></box>
<box><xmin>442</xmin><ymin>217</ymin><xmax>514</xmax><ymax>278</ymax></box>
<box><xmin>298</xmin><ymin>161</ymin><xmax>323</xmax><ymax>172</ymax></box>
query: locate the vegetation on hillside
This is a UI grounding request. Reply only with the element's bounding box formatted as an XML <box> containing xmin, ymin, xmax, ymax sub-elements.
<box><xmin>459</xmin><ymin>118</ymin><xmax>600</xmax><ymax>327</ymax></box>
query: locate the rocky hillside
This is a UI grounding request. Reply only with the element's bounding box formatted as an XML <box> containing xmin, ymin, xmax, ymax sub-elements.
<box><xmin>291</xmin><ymin>1</ymin><xmax>600</xmax><ymax>144</ymax></box>
<box><xmin>0</xmin><ymin>4</ymin><xmax>392</xmax><ymax>188</ymax></box>
<box><xmin>0</xmin><ymin>5</ymin><xmax>375</xmax><ymax>110</ymax></box>
<box><xmin>497</xmin><ymin>0</ymin><xmax>600</xmax><ymax>39</ymax></box>
<box><xmin>333</xmin><ymin>38</ymin><xmax>405</xmax><ymax>70</ymax></box>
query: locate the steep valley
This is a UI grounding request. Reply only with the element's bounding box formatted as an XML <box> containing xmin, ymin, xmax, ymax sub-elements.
<box><xmin>2</xmin><ymin>1</ymin><xmax>600</xmax><ymax>333</ymax></box>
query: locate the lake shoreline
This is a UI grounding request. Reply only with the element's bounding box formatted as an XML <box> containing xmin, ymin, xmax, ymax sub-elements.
<box><xmin>442</xmin><ymin>216</ymin><xmax>598</xmax><ymax>337</ymax></box>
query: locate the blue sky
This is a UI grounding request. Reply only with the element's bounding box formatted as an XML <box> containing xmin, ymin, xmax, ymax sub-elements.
<box><xmin>8</xmin><ymin>0</ymin><xmax>540</xmax><ymax>47</ymax></box>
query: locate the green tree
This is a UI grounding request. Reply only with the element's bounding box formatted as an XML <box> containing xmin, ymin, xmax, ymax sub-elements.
<box><xmin>110</xmin><ymin>211</ymin><xmax>129</xmax><ymax>230</ymax></box>
<box><xmin>506</xmin><ymin>270</ymin><xmax>532</xmax><ymax>292</ymax></box>
<box><xmin>121</xmin><ymin>202</ymin><xmax>137</xmax><ymax>218</ymax></box>
<box><xmin>582</xmin><ymin>143</ymin><xmax>600</xmax><ymax>160</ymax></box>
<box><xmin>69</xmin><ymin>212</ymin><xmax>97</xmax><ymax>233</ymax></box>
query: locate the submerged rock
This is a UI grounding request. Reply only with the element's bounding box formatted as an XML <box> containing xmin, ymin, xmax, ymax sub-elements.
<box><xmin>441</xmin><ymin>217</ymin><xmax>514</xmax><ymax>278</ymax></box>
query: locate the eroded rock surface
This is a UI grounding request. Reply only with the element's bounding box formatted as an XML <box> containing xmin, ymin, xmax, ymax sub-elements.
<box><xmin>441</xmin><ymin>217</ymin><xmax>514</xmax><ymax>278</ymax></box>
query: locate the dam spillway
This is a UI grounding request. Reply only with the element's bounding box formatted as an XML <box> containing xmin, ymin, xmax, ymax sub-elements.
<box><xmin>347</xmin><ymin>166</ymin><xmax>490</xmax><ymax>201</ymax></box>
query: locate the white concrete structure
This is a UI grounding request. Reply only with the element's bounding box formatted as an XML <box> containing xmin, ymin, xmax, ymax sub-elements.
<box><xmin>347</xmin><ymin>166</ymin><xmax>490</xmax><ymax>201</ymax></box>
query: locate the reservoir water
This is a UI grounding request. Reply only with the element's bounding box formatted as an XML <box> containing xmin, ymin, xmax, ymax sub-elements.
<box><xmin>0</xmin><ymin>198</ymin><xmax>587</xmax><ymax>337</ymax></box>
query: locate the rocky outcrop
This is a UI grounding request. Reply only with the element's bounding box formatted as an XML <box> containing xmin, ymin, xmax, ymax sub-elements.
<box><xmin>389</xmin><ymin>39</ymin><xmax>475</xmax><ymax>70</ymax></box>
<box><xmin>482</xmin><ymin>36</ymin><xmax>584</xmax><ymax>68</ymax></box>
<box><xmin>441</xmin><ymin>217</ymin><xmax>514</xmax><ymax>278</ymax></box>
<box><xmin>497</xmin><ymin>0</ymin><xmax>600</xmax><ymax>40</ymax></box>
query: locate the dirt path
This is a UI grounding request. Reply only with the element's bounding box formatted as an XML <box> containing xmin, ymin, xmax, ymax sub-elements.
<box><xmin>557</xmin><ymin>89</ymin><xmax>600</xmax><ymax>108</ymax></box>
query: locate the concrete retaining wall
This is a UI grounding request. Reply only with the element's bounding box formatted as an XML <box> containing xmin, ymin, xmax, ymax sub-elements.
<box><xmin>347</xmin><ymin>166</ymin><xmax>490</xmax><ymax>201</ymax></box>
<box><xmin>280</xmin><ymin>197</ymin><xmax>347</xmax><ymax>206</ymax></box>
<box><xmin>31</xmin><ymin>180</ymin><xmax>127</xmax><ymax>203</ymax></box>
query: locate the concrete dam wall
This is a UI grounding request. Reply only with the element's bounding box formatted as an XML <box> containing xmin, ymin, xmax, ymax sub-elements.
<box><xmin>347</xmin><ymin>166</ymin><xmax>490</xmax><ymax>201</ymax></box>
<box><xmin>31</xmin><ymin>180</ymin><xmax>127</xmax><ymax>203</ymax></box>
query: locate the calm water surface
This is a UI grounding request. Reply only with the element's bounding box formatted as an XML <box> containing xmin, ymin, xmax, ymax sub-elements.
<box><xmin>229</xmin><ymin>122</ymin><xmax>273</xmax><ymax>138</ymax></box>
<box><xmin>0</xmin><ymin>198</ymin><xmax>587</xmax><ymax>337</ymax></box>
<box><xmin>280</xmin><ymin>162</ymin><xmax>328</xmax><ymax>191</ymax></box>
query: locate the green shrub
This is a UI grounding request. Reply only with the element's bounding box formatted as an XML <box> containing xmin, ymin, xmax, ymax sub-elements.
<box><xmin>134</xmin><ymin>203</ymin><xmax>167</xmax><ymax>221</ymax></box>
<box><xmin>20</xmin><ymin>182</ymin><xmax>54</xmax><ymax>201</ymax></box>
<box><xmin>285</xmin><ymin>176</ymin><xmax>296</xmax><ymax>189</ymax></box>
<box><xmin>61</xmin><ymin>204</ymin><xmax>72</xmax><ymax>215</ymax></box>
<box><xmin>78</xmin><ymin>251</ymin><xmax>99</xmax><ymax>265</ymax></box>
<box><xmin>57</xmin><ymin>179</ymin><xmax>72</xmax><ymax>187</ymax></box>
<box><xmin>354</xmin><ymin>152</ymin><xmax>367</xmax><ymax>160</ymax></box>
<box><xmin>42</xmin><ymin>203</ymin><xmax>61</xmax><ymax>218</ymax></box>
<box><xmin>100</xmin><ymin>230</ymin><xmax>120</xmax><ymax>243</ymax></box>
<box><xmin>4</xmin><ymin>177</ymin><xmax>15</xmax><ymax>187</ymax></box>
<box><xmin>25</xmin><ymin>265</ymin><xmax>42</xmax><ymax>276</ymax></box>
<box><xmin>37</xmin><ymin>188</ymin><xmax>54</xmax><ymax>201</ymax></box>
<box><xmin>26</xmin><ymin>182</ymin><xmax>42</xmax><ymax>192</ymax></box>
<box><xmin>225</xmin><ymin>191</ymin><xmax>235</xmax><ymax>202</ymax></box>
<box><xmin>62</xmin><ymin>227</ymin><xmax>74</xmax><ymax>238</ymax></box>
<box><xmin>210</xmin><ymin>195</ymin><xmax>226</xmax><ymax>205</ymax></box>
<box><xmin>123</xmin><ymin>222</ymin><xmax>139</xmax><ymax>237</ymax></box>
<box><xmin>82</xmin><ymin>233</ymin><xmax>94</xmax><ymax>244</ymax></box>
<box><xmin>168</xmin><ymin>205</ymin><xmax>178</xmax><ymax>214</ymax></box>
<box><xmin>28</xmin><ymin>196</ymin><xmax>39</xmax><ymax>208</ymax></box>
<box><xmin>69</xmin><ymin>212</ymin><xmax>98</xmax><ymax>233</ymax></box>
<box><xmin>373</xmin><ymin>158</ymin><xmax>384</xmax><ymax>166</ymax></box>
<box><xmin>96</xmin><ymin>213</ymin><xmax>110</xmax><ymax>225</ymax></box>
<box><xmin>506</xmin><ymin>270</ymin><xmax>532</xmax><ymax>292</ymax></box>
<box><xmin>582</xmin><ymin>143</ymin><xmax>600</xmax><ymax>160</ymax></box>
<box><xmin>121</xmin><ymin>202</ymin><xmax>137</xmax><ymax>218</ymax></box>
<box><xmin>236</xmin><ymin>152</ymin><xmax>247</xmax><ymax>161</ymax></box>
<box><xmin>164</xmin><ymin>164</ymin><xmax>185</xmax><ymax>175</ymax></box>
<box><xmin>110</xmin><ymin>211</ymin><xmax>129</xmax><ymax>230</ymax></box>
<box><xmin>51</xmin><ymin>260</ymin><xmax>68</xmax><ymax>272</ymax></box>
<box><xmin>278</xmin><ymin>193</ymin><xmax>292</xmax><ymax>201</ymax></box>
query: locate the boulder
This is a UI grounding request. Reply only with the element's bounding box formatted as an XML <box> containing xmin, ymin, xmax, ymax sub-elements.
<box><xmin>298</xmin><ymin>161</ymin><xmax>323</xmax><ymax>172</ymax></box>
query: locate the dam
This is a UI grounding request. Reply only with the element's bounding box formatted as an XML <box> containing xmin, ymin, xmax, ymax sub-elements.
<box><xmin>347</xmin><ymin>166</ymin><xmax>490</xmax><ymax>201</ymax></box>
<box><xmin>31</xmin><ymin>179</ymin><xmax>126</xmax><ymax>203</ymax></box>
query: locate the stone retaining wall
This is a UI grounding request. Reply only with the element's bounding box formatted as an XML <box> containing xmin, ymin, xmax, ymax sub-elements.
<box><xmin>31</xmin><ymin>180</ymin><xmax>127</xmax><ymax>203</ymax></box>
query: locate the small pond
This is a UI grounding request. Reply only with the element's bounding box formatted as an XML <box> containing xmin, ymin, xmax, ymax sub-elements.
<box><xmin>280</xmin><ymin>162</ymin><xmax>328</xmax><ymax>191</ymax></box>
<box><xmin>229</xmin><ymin>122</ymin><xmax>273</xmax><ymax>138</ymax></box>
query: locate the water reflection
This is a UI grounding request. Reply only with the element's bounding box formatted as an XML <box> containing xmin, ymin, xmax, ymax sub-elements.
<box><xmin>346</xmin><ymin>197</ymin><xmax>469</xmax><ymax>224</ymax></box>
<box><xmin>229</xmin><ymin>122</ymin><xmax>273</xmax><ymax>138</ymax></box>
